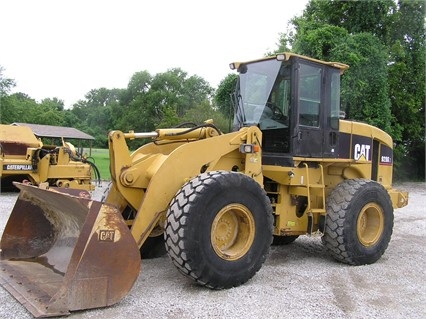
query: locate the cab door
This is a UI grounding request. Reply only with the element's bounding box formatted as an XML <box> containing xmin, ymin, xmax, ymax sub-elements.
<box><xmin>322</xmin><ymin>70</ymin><xmax>341</xmax><ymax>158</ymax></box>
<box><xmin>293</xmin><ymin>61</ymin><xmax>323</xmax><ymax>157</ymax></box>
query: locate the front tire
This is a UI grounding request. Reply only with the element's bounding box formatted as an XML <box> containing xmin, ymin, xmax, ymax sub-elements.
<box><xmin>322</xmin><ymin>179</ymin><xmax>394</xmax><ymax>265</ymax></box>
<box><xmin>165</xmin><ymin>171</ymin><xmax>273</xmax><ymax>289</ymax></box>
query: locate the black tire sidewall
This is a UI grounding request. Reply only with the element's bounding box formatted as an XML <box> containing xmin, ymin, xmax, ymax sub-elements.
<box><xmin>173</xmin><ymin>171</ymin><xmax>273</xmax><ymax>287</ymax></box>
<box><xmin>343</xmin><ymin>182</ymin><xmax>393</xmax><ymax>264</ymax></box>
<box><xmin>324</xmin><ymin>179</ymin><xmax>394</xmax><ymax>265</ymax></box>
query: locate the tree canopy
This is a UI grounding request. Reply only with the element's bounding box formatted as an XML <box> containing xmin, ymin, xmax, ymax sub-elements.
<box><xmin>274</xmin><ymin>0</ymin><xmax>425</xmax><ymax>180</ymax></box>
<box><xmin>1</xmin><ymin>0</ymin><xmax>424</xmax><ymax>180</ymax></box>
<box><xmin>0</xmin><ymin>67</ymin><xmax>228</xmax><ymax>149</ymax></box>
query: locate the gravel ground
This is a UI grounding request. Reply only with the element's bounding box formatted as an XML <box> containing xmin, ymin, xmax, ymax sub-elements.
<box><xmin>0</xmin><ymin>182</ymin><xmax>424</xmax><ymax>319</ymax></box>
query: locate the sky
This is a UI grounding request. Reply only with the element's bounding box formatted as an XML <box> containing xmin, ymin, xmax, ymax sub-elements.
<box><xmin>1</xmin><ymin>0</ymin><xmax>309</xmax><ymax>108</ymax></box>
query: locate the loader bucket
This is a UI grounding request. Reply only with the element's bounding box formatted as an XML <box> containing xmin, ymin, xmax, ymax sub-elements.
<box><xmin>0</xmin><ymin>183</ymin><xmax>141</xmax><ymax>317</ymax></box>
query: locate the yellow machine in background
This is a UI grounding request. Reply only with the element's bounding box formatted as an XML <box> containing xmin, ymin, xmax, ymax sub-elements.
<box><xmin>0</xmin><ymin>53</ymin><xmax>408</xmax><ymax>317</ymax></box>
<box><xmin>0</xmin><ymin>124</ymin><xmax>98</xmax><ymax>191</ymax></box>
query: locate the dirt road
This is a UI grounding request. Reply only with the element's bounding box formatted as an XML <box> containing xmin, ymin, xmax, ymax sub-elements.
<box><xmin>0</xmin><ymin>182</ymin><xmax>424</xmax><ymax>319</ymax></box>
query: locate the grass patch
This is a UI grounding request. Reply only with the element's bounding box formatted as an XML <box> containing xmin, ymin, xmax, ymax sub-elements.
<box><xmin>86</xmin><ymin>148</ymin><xmax>111</xmax><ymax>181</ymax></box>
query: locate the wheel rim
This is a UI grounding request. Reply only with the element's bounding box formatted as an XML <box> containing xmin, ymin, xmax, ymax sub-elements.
<box><xmin>357</xmin><ymin>203</ymin><xmax>384</xmax><ymax>247</ymax></box>
<box><xmin>211</xmin><ymin>204</ymin><xmax>255</xmax><ymax>261</ymax></box>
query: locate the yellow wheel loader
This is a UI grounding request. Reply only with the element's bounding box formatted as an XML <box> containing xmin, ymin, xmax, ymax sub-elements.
<box><xmin>0</xmin><ymin>53</ymin><xmax>408</xmax><ymax>317</ymax></box>
<box><xmin>0</xmin><ymin>124</ymin><xmax>99</xmax><ymax>191</ymax></box>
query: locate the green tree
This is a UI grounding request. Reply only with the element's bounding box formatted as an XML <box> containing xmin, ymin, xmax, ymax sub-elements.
<box><xmin>334</xmin><ymin>33</ymin><xmax>393</xmax><ymax>134</ymax></box>
<box><xmin>40</xmin><ymin>97</ymin><xmax>65</xmax><ymax>111</ymax></box>
<box><xmin>181</xmin><ymin>100</ymin><xmax>229</xmax><ymax>133</ymax></box>
<box><xmin>117</xmin><ymin>68</ymin><xmax>214</xmax><ymax>132</ymax></box>
<box><xmin>214</xmin><ymin>74</ymin><xmax>237</xmax><ymax>118</ymax></box>
<box><xmin>149</xmin><ymin>68</ymin><xmax>213</xmax><ymax>122</ymax></box>
<box><xmin>278</xmin><ymin>21</ymin><xmax>394</xmax><ymax>135</ymax></box>
<box><xmin>387</xmin><ymin>0</ymin><xmax>425</xmax><ymax>179</ymax></box>
<box><xmin>62</xmin><ymin>110</ymin><xmax>80</xmax><ymax>127</ymax></box>
<box><xmin>298</xmin><ymin>0</ymin><xmax>396</xmax><ymax>44</ymax></box>
<box><xmin>33</xmin><ymin>98</ymin><xmax>66</xmax><ymax>125</ymax></box>
<box><xmin>0</xmin><ymin>66</ymin><xmax>17</xmax><ymax>124</ymax></box>
<box><xmin>0</xmin><ymin>93</ymin><xmax>38</xmax><ymax>124</ymax></box>
<box><xmin>0</xmin><ymin>66</ymin><xmax>16</xmax><ymax>96</ymax></box>
<box><xmin>114</xmin><ymin>71</ymin><xmax>155</xmax><ymax>132</ymax></box>
<box><xmin>71</xmin><ymin>88</ymin><xmax>124</xmax><ymax>147</ymax></box>
<box><xmin>279</xmin><ymin>0</ymin><xmax>425</xmax><ymax>180</ymax></box>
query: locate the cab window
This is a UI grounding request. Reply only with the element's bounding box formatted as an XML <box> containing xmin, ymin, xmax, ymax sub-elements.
<box><xmin>298</xmin><ymin>64</ymin><xmax>322</xmax><ymax>127</ymax></box>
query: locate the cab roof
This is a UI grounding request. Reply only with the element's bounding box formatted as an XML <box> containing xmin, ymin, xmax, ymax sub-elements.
<box><xmin>230</xmin><ymin>52</ymin><xmax>349</xmax><ymax>74</ymax></box>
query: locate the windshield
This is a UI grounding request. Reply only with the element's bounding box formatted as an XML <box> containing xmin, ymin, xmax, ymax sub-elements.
<box><xmin>233</xmin><ymin>59</ymin><xmax>291</xmax><ymax>130</ymax></box>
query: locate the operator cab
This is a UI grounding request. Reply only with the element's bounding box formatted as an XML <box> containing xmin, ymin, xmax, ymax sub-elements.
<box><xmin>230</xmin><ymin>53</ymin><xmax>348</xmax><ymax>166</ymax></box>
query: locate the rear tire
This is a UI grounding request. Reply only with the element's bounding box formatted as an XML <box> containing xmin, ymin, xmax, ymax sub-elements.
<box><xmin>322</xmin><ymin>179</ymin><xmax>394</xmax><ymax>265</ymax></box>
<box><xmin>165</xmin><ymin>171</ymin><xmax>273</xmax><ymax>289</ymax></box>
